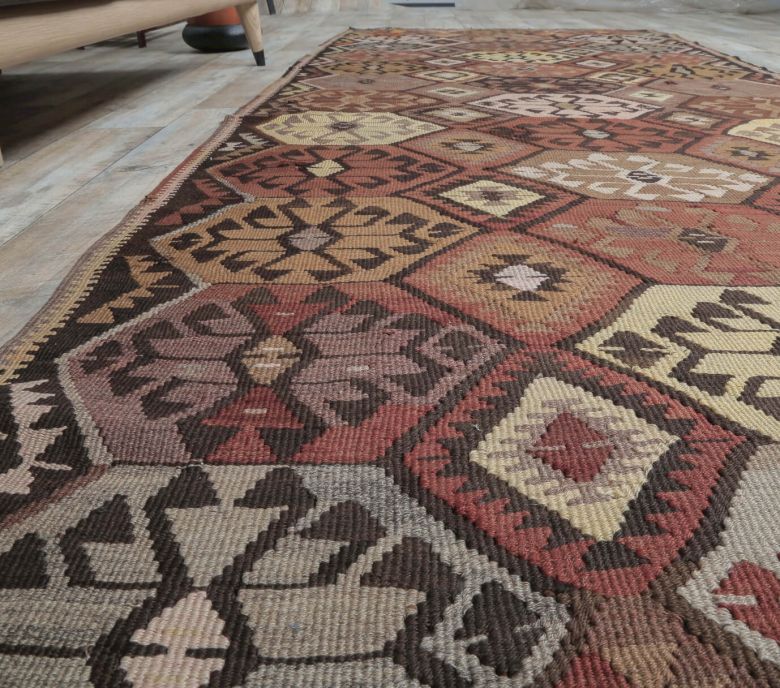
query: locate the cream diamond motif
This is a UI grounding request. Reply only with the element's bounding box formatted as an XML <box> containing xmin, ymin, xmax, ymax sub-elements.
<box><xmin>426</xmin><ymin>57</ymin><xmax>465</xmax><ymax>67</ymax></box>
<box><xmin>440</xmin><ymin>180</ymin><xmax>543</xmax><ymax>217</ymax></box>
<box><xmin>306</xmin><ymin>160</ymin><xmax>345</xmax><ymax>177</ymax></box>
<box><xmin>470</xmin><ymin>376</ymin><xmax>677</xmax><ymax>540</ymax></box>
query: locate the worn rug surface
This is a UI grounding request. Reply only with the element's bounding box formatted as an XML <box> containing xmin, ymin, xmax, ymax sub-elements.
<box><xmin>2</xmin><ymin>28</ymin><xmax>780</xmax><ymax>687</ymax></box>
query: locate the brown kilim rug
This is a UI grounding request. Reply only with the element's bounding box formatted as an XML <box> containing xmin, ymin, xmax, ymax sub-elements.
<box><xmin>3</xmin><ymin>27</ymin><xmax>780</xmax><ymax>687</ymax></box>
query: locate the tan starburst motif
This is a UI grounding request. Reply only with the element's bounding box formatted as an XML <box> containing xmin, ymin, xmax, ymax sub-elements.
<box><xmin>257</xmin><ymin>111</ymin><xmax>443</xmax><ymax>146</ymax></box>
<box><xmin>470</xmin><ymin>375</ymin><xmax>677</xmax><ymax>541</ymax></box>
<box><xmin>440</xmin><ymin>180</ymin><xmax>543</xmax><ymax>217</ymax></box>
<box><xmin>729</xmin><ymin>118</ymin><xmax>780</xmax><ymax>147</ymax></box>
<box><xmin>507</xmin><ymin>152</ymin><xmax>770</xmax><ymax>202</ymax></box>
<box><xmin>153</xmin><ymin>197</ymin><xmax>477</xmax><ymax>284</ymax></box>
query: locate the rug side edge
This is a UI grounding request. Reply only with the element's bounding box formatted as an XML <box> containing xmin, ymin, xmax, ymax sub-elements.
<box><xmin>0</xmin><ymin>28</ymin><xmax>352</xmax><ymax>383</ymax></box>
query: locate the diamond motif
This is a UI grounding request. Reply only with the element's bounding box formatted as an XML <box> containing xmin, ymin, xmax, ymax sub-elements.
<box><xmin>303</xmin><ymin>73</ymin><xmax>430</xmax><ymax>93</ymax></box>
<box><xmin>688</xmin><ymin>135</ymin><xmax>780</xmax><ymax>176</ymax></box>
<box><xmin>404</xmin><ymin>231</ymin><xmax>639</xmax><ymax>344</ymax></box>
<box><xmin>462</xmin><ymin>51</ymin><xmax>572</xmax><ymax>64</ymax></box>
<box><xmin>420</xmin><ymin>106</ymin><xmax>491</xmax><ymax>123</ymax></box>
<box><xmin>531</xmin><ymin>201</ymin><xmax>780</xmax><ymax>285</ymax></box>
<box><xmin>418</xmin><ymin>69</ymin><xmax>481</xmax><ymax>82</ymax></box>
<box><xmin>493</xmin><ymin>262</ymin><xmax>549</xmax><ymax>292</ymax></box>
<box><xmin>306</xmin><ymin>159</ymin><xmax>344</xmax><ymax>177</ymax></box>
<box><xmin>419</xmin><ymin>85</ymin><xmax>485</xmax><ymax>99</ymax></box>
<box><xmin>403</xmin><ymin>128</ymin><xmax>535</xmax><ymax>165</ymax></box>
<box><xmin>401</xmin><ymin>350</ymin><xmax>748</xmax><ymax>595</ymax></box>
<box><xmin>439</xmin><ymin>180</ymin><xmax>543</xmax><ymax>217</ymax></box>
<box><xmin>530</xmin><ymin>412</ymin><xmax>612</xmax><ymax>483</ymax></box>
<box><xmin>470</xmin><ymin>375</ymin><xmax>677</xmax><ymax>540</ymax></box>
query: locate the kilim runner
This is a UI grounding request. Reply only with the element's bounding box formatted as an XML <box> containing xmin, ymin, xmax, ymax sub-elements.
<box><xmin>1</xmin><ymin>27</ymin><xmax>780</xmax><ymax>687</ymax></box>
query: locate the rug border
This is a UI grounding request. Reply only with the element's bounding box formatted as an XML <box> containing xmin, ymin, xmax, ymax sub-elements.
<box><xmin>0</xmin><ymin>28</ymin><xmax>354</xmax><ymax>382</ymax></box>
<box><xmin>2</xmin><ymin>27</ymin><xmax>777</xmax><ymax>382</ymax></box>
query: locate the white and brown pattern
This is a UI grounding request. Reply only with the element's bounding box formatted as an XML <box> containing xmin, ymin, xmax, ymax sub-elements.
<box><xmin>507</xmin><ymin>151</ymin><xmax>770</xmax><ymax>202</ymax></box>
<box><xmin>471</xmin><ymin>93</ymin><xmax>659</xmax><ymax>120</ymax></box>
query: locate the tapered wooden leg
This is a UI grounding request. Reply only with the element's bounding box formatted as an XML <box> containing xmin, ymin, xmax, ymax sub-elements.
<box><xmin>236</xmin><ymin>1</ymin><xmax>264</xmax><ymax>66</ymax></box>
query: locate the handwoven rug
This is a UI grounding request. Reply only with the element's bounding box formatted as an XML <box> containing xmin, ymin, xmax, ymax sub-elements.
<box><xmin>2</xmin><ymin>27</ymin><xmax>780</xmax><ymax>687</ymax></box>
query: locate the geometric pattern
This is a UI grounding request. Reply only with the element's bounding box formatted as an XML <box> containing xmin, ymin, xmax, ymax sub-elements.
<box><xmin>401</xmin><ymin>128</ymin><xmax>530</xmax><ymax>165</ymax></box>
<box><xmin>2</xmin><ymin>28</ymin><xmax>780</xmax><ymax>687</ymax></box>
<box><xmin>578</xmin><ymin>285</ymin><xmax>780</xmax><ymax>440</ymax></box>
<box><xmin>679</xmin><ymin>444</ymin><xmax>780</xmax><ymax>668</ymax></box>
<box><xmin>687</xmin><ymin>135</ymin><xmax>780</xmax><ymax>176</ymax></box>
<box><xmin>439</xmin><ymin>180</ymin><xmax>544</xmax><ymax>217</ymax></box>
<box><xmin>207</xmin><ymin>144</ymin><xmax>460</xmax><ymax>197</ymax></box>
<box><xmin>63</xmin><ymin>283</ymin><xmax>504</xmax><ymax>466</ymax></box>
<box><xmin>507</xmin><ymin>151</ymin><xmax>770</xmax><ymax>202</ymax></box>
<box><xmin>531</xmin><ymin>201</ymin><xmax>780</xmax><ymax>285</ymax></box>
<box><xmin>402</xmin><ymin>349</ymin><xmax>747</xmax><ymax>596</ymax></box>
<box><xmin>153</xmin><ymin>197</ymin><xmax>475</xmax><ymax>284</ymax></box>
<box><xmin>486</xmin><ymin>117</ymin><xmax>701</xmax><ymax>153</ymax></box>
<box><xmin>256</xmin><ymin>111</ymin><xmax>443</xmax><ymax>145</ymax></box>
<box><xmin>404</xmin><ymin>230</ymin><xmax>640</xmax><ymax>344</ymax></box>
<box><xmin>469</xmin><ymin>374</ymin><xmax>677</xmax><ymax>540</ymax></box>
<box><xmin>729</xmin><ymin>118</ymin><xmax>780</xmax><ymax>147</ymax></box>
<box><xmin>472</xmin><ymin>93</ymin><xmax>659</xmax><ymax>119</ymax></box>
<box><xmin>0</xmin><ymin>463</ymin><xmax>572</xmax><ymax>686</ymax></box>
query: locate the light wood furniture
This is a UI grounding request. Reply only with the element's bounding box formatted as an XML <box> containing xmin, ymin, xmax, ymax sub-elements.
<box><xmin>0</xmin><ymin>0</ymin><xmax>264</xmax><ymax>69</ymax></box>
<box><xmin>0</xmin><ymin>0</ymin><xmax>265</xmax><ymax>161</ymax></box>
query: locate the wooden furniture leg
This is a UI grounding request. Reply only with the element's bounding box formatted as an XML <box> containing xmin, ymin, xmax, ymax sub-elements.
<box><xmin>236</xmin><ymin>1</ymin><xmax>263</xmax><ymax>66</ymax></box>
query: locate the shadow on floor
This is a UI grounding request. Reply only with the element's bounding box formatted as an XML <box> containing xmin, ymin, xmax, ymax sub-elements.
<box><xmin>0</xmin><ymin>66</ymin><xmax>179</xmax><ymax>162</ymax></box>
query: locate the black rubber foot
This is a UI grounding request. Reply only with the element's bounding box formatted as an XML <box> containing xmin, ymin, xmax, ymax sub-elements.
<box><xmin>253</xmin><ymin>50</ymin><xmax>266</xmax><ymax>66</ymax></box>
<box><xmin>182</xmin><ymin>24</ymin><xmax>248</xmax><ymax>53</ymax></box>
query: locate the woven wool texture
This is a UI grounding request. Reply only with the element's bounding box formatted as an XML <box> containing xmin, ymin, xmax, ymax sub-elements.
<box><xmin>2</xmin><ymin>27</ymin><xmax>780</xmax><ymax>687</ymax></box>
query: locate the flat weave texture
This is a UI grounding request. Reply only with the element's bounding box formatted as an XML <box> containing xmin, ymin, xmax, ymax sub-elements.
<box><xmin>2</xmin><ymin>28</ymin><xmax>780</xmax><ymax>688</ymax></box>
